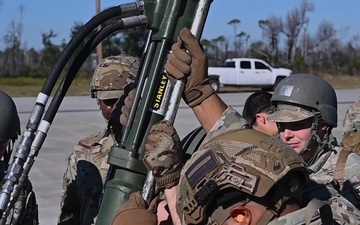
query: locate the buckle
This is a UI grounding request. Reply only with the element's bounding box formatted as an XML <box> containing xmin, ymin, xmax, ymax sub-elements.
<box><xmin>352</xmin><ymin>183</ymin><xmax>360</xmax><ymax>200</ymax></box>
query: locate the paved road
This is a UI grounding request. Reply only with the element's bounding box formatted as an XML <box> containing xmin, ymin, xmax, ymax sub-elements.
<box><xmin>10</xmin><ymin>88</ymin><xmax>360</xmax><ymax>224</ymax></box>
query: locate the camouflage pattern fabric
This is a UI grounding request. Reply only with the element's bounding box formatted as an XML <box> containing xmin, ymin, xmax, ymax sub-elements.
<box><xmin>341</xmin><ymin>99</ymin><xmax>360</xmax><ymax>154</ymax></box>
<box><xmin>308</xmin><ymin>145</ymin><xmax>360</xmax><ymax>208</ymax></box>
<box><xmin>343</xmin><ymin>99</ymin><xmax>360</xmax><ymax>135</ymax></box>
<box><xmin>90</xmin><ymin>55</ymin><xmax>139</xmax><ymax>100</ymax></box>
<box><xmin>0</xmin><ymin>161</ymin><xmax>39</xmax><ymax>225</ymax></box>
<box><xmin>177</xmin><ymin>127</ymin><xmax>308</xmax><ymax>225</ymax></box>
<box><xmin>143</xmin><ymin>121</ymin><xmax>183</xmax><ymax>189</ymax></box>
<box><xmin>202</xmin><ymin>107</ymin><xmax>248</xmax><ymax>145</ymax></box>
<box><xmin>267</xmin><ymin>104</ymin><xmax>314</xmax><ymax>123</ymax></box>
<box><xmin>208</xmin><ymin>107</ymin><xmax>360</xmax><ymax>215</ymax></box>
<box><xmin>58</xmin><ymin>129</ymin><xmax>115</xmax><ymax>225</ymax></box>
<box><xmin>341</xmin><ymin>131</ymin><xmax>360</xmax><ymax>154</ymax></box>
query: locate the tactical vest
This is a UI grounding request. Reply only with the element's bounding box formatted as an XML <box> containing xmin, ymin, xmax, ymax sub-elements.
<box><xmin>332</xmin><ymin>148</ymin><xmax>360</xmax><ymax>208</ymax></box>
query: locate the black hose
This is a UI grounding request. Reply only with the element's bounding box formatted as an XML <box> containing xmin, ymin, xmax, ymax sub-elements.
<box><xmin>0</xmin><ymin>13</ymin><xmax>146</xmax><ymax>222</ymax></box>
<box><xmin>41</xmin><ymin>3</ymin><xmax>143</xmax><ymax>95</ymax></box>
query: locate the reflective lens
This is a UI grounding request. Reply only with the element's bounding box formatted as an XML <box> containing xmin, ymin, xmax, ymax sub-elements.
<box><xmin>103</xmin><ymin>98</ymin><xmax>118</xmax><ymax>106</ymax></box>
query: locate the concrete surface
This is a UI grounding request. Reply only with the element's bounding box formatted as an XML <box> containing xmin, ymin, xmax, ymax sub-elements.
<box><xmin>9</xmin><ymin>88</ymin><xmax>360</xmax><ymax>224</ymax></box>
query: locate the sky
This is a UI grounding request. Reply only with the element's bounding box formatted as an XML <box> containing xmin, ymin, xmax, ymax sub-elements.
<box><xmin>0</xmin><ymin>0</ymin><xmax>360</xmax><ymax>50</ymax></box>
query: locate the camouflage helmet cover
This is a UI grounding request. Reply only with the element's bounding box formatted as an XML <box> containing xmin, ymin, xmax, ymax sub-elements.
<box><xmin>268</xmin><ymin>74</ymin><xmax>338</xmax><ymax>127</ymax></box>
<box><xmin>90</xmin><ymin>54</ymin><xmax>139</xmax><ymax>100</ymax></box>
<box><xmin>0</xmin><ymin>90</ymin><xmax>20</xmax><ymax>142</ymax></box>
<box><xmin>177</xmin><ymin>128</ymin><xmax>308</xmax><ymax>224</ymax></box>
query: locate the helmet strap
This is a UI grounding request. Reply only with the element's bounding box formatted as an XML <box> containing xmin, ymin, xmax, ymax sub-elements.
<box><xmin>300</xmin><ymin>113</ymin><xmax>320</xmax><ymax>155</ymax></box>
<box><xmin>303</xmin><ymin>113</ymin><xmax>332</xmax><ymax>166</ymax></box>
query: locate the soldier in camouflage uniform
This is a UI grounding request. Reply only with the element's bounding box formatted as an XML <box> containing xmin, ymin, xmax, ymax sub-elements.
<box><xmin>163</xmin><ymin>27</ymin><xmax>360</xmax><ymax>222</ymax></box>
<box><xmin>265</xmin><ymin>74</ymin><xmax>360</xmax><ymax>209</ymax></box>
<box><xmin>0</xmin><ymin>90</ymin><xmax>38</xmax><ymax>225</ymax></box>
<box><xmin>57</xmin><ymin>54</ymin><xmax>139</xmax><ymax>225</ymax></box>
<box><xmin>113</xmin><ymin>120</ymin><xmax>360</xmax><ymax>225</ymax></box>
<box><xmin>177</xmin><ymin>127</ymin><xmax>360</xmax><ymax>225</ymax></box>
<box><xmin>176</xmin><ymin>127</ymin><xmax>311</xmax><ymax>225</ymax></box>
<box><xmin>242</xmin><ymin>91</ymin><xmax>278</xmax><ymax>136</ymax></box>
<box><xmin>340</xmin><ymin>99</ymin><xmax>360</xmax><ymax>154</ymax></box>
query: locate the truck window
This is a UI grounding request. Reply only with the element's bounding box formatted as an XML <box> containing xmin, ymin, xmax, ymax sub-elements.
<box><xmin>224</xmin><ymin>61</ymin><xmax>235</xmax><ymax>68</ymax></box>
<box><xmin>240</xmin><ymin>61</ymin><xmax>251</xmax><ymax>69</ymax></box>
<box><xmin>255</xmin><ymin>61</ymin><xmax>269</xmax><ymax>70</ymax></box>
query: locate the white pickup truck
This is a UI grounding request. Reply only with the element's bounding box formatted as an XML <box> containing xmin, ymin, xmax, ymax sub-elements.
<box><xmin>208</xmin><ymin>58</ymin><xmax>292</xmax><ymax>92</ymax></box>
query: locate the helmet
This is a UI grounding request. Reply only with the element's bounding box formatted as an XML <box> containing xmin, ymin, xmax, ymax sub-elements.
<box><xmin>0</xmin><ymin>90</ymin><xmax>20</xmax><ymax>142</ymax></box>
<box><xmin>90</xmin><ymin>54</ymin><xmax>139</xmax><ymax>100</ymax></box>
<box><xmin>267</xmin><ymin>74</ymin><xmax>337</xmax><ymax>127</ymax></box>
<box><xmin>177</xmin><ymin>128</ymin><xmax>308</xmax><ymax>225</ymax></box>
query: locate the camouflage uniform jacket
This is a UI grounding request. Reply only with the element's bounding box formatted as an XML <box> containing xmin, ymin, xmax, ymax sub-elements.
<box><xmin>202</xmin><ymin>107</ymin><xmax>248</xmax><ymax>145</ymax></box>
<box><xmin>58</xmin><ymin>128</ymin><xmax>116</xmax><ymax>225</ymax></box>
<box><xmin>0</xmin><ymin>161</ymin><xmax>38</xmax><ymax>225</ymax></box>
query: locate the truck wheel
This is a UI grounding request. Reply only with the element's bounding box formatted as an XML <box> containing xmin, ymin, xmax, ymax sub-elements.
<box><xmin>273</xmin><ymin>77</ymin><xmax>285</xmax><ymax>90</ymax></box>
<box><xmin>261</xmin><ymin>86</ymin><xmax>273</xmax><ymax>91</ymax></box>
<box><xmin>209</xmin><ymin>80</ymin><xmax>220</xmax><ymax>92</ymax></box>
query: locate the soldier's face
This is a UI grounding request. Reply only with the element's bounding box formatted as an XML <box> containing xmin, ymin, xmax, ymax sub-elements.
<box><xmin>277</xmin><ymin>117</ymin><xmax>313</xmax><ymax>155</ymax></box>
<box><xmin>99</xmin><ymin>98</ymin><xmax>118</xmax><ymax>120</ymax></box>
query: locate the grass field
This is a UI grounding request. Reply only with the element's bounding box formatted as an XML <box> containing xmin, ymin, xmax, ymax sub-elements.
<box><xmin>1</xmin><ymin>75</ymin><xmax>360</xmax><ymax>97</ymax></box>
<box><xmin>0</xmin><ymin>78</ymin><xmax>92</xmax><ymax>97</ymax></box>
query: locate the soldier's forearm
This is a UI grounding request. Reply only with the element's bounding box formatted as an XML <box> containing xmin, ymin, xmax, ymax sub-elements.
<box><xmin>192</xmin><ymin>93</ymin><xmax>227</xmax><ymax>134</ymax></box>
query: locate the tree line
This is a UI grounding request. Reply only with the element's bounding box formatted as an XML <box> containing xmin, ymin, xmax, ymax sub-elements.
<box><xmin>0</xmin><ymin>13</ymin><xmax>148</xmax><ymax>79</ymax></box>
<box><xmin>202</xmin><ymin>1</ymin><xmax>360</xmax><ymax>76</ymax></box>
<box><xmin>1</xmin><ymin>0</ymin><xmax>360</xmax><ymax>79</ymax></box>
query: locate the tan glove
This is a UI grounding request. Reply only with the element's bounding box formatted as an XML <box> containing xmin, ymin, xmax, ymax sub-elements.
<box><xmin>119</xmin><ymin>87</ymin><xmax>136</xmax><ymax>127</ymax></box>
<box><xmin>165</xmin><ymin>27</ymin><xmax>215</xmax><ymax>108</ymax></box>
<box><xmin>111</xmin><ymin>191</ymin><xmax>158</xmax><ymax>225</ymax></box>
<box><xmin>143</xmin><ymin>121</ymin><xmax>183</xmax><ymax>189</ymax></box>
<box><xmin>110</xmin><ymin>83</ymin><xmax>137</xmax><ymax>139</ymax></box>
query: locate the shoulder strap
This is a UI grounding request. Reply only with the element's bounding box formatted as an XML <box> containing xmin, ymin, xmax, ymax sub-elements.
<box><xmin>181</xmin><ymin>126</ymin><xmax>206</xmax><ymax>159</ymax></box>
<box><xmin>334</xmin><ymin>149</ymin><xmax>352</xmax><ymax>190</ymax></box>
<box><xmin>305</xmin><ymin>198</ymin><xmax>333</xmax><ymax>225</ymax></box>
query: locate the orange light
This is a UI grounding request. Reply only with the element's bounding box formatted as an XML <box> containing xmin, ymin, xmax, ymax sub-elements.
<box><xmin>234</xmin><ymin>214</ymin><xmax>245</xmax><ymax>222</ymax></box>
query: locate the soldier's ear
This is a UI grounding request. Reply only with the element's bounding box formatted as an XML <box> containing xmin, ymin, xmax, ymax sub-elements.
<box><xmin>255</xmin><ymin>113</ymin><xmax>267</xmax><ymax>125</ymax></box>
<box><xmin>226</xmin><ymin>206</ymin><xmax>251</xmax><ymax>225</ymax></box>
